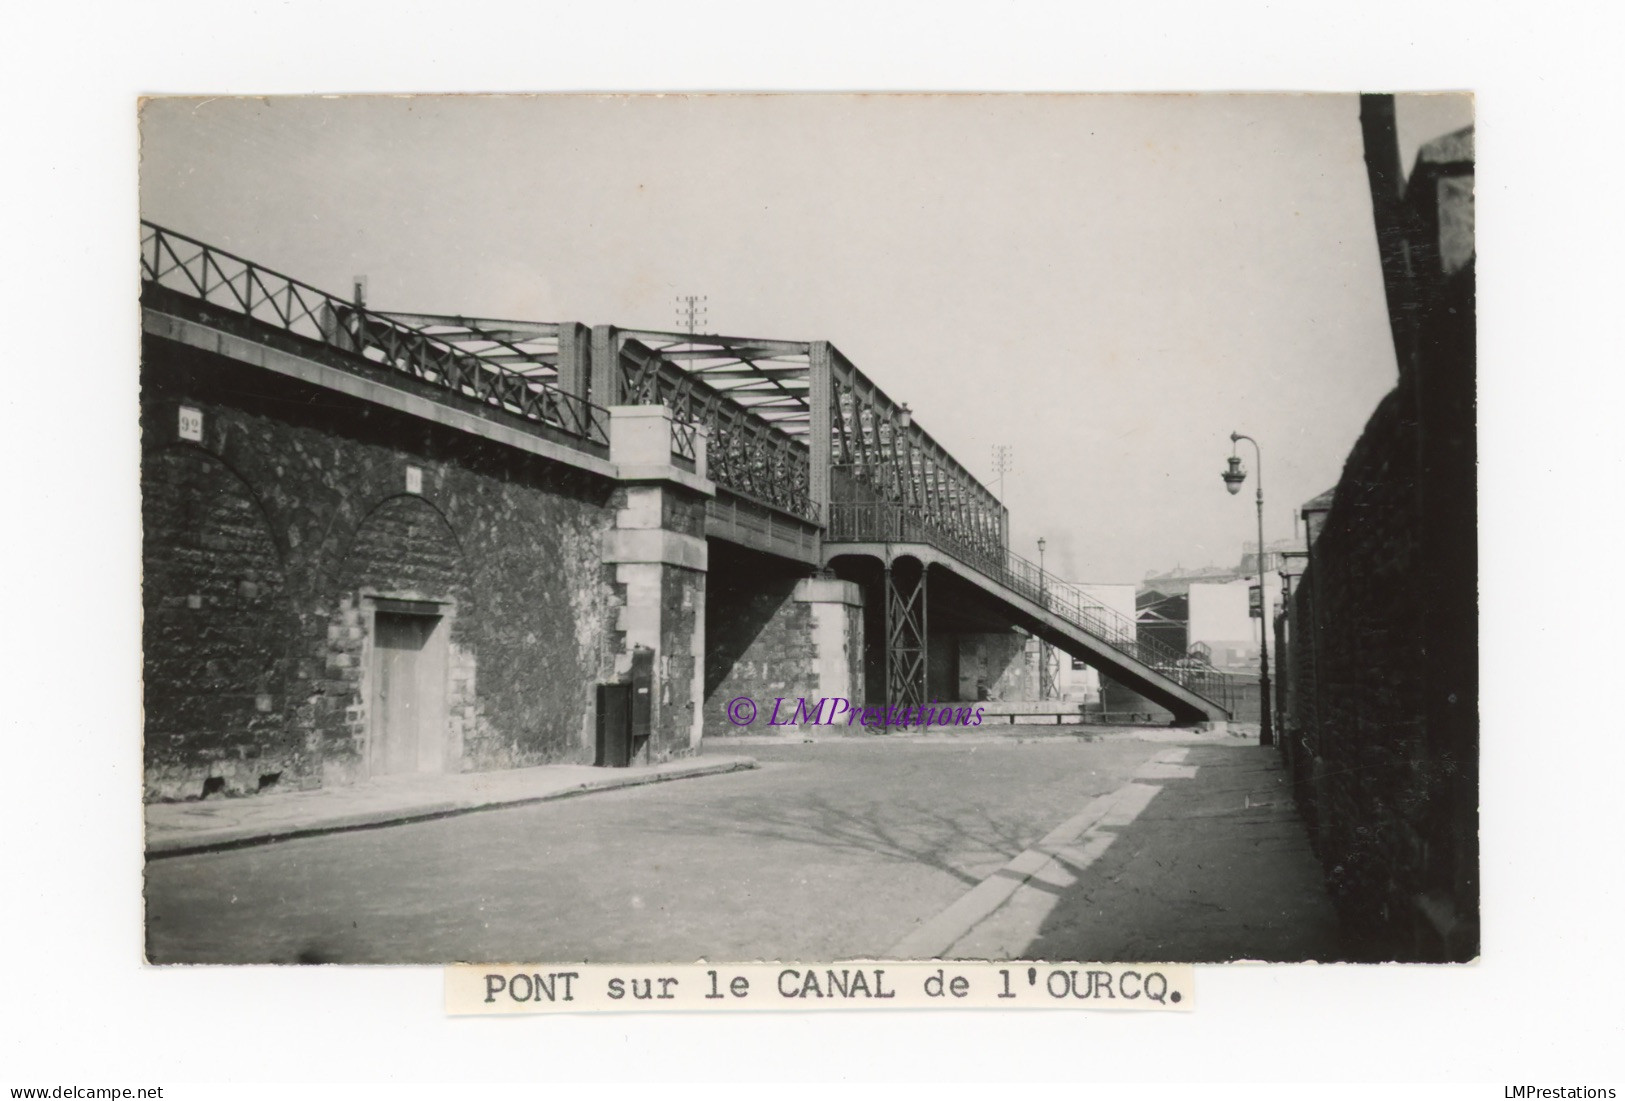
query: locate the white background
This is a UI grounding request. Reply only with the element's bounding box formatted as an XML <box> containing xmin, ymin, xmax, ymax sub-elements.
<box><xmin>2</xmin><ymin>0</ymin><xmax>1621</xmax><ymax>1089</ymax></box>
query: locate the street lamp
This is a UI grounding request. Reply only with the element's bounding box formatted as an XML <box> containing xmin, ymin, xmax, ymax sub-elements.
<box><xmin>1037</xmin><ymin>537</ymin><xmax>1056</xmax><ymax>701</ymax></box>
<box><xmin>894</xmin><ymin>403</ymin><xmax>913</xmax><ymax>520</ymax></box>
<box><xmin>1221</xmin><ymin>432</ymin><xmax>1274</xmax><ymax>748</ymax></box>
<box><xmin>1037</xmin><ymin>536</ymin><xmax>1050</xmax><ymax>614</ymax></box>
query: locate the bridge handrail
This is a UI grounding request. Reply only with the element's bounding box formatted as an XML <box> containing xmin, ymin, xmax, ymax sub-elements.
<box><xmin>619</xmin><ymin>338</ymin><xmax>817</xmax><ymax>521</ymax></box>
<box><xmin>825</xmin><ymin>501</ymin><xmax>1233</xmax><ymax>699</ymax></box>
<box><xmin>140</xmin><ymin>222</ymin><xmax>611</xmax><ymax>448</ymax></box>
<box><xmin>669</xmin><ymin>415</ymin><xmax>700</xmax><ymax>467</ymax></box>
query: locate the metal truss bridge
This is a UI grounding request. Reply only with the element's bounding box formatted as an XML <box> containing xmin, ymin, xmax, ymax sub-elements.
<box><xmin>140</xmin><ymin>221</ymin><xmax>1231</xmax><ymax>723</ymax></box>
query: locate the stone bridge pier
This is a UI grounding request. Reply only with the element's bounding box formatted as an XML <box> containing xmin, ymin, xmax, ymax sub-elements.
<box><xmin>701</xmin><ymin>548</ymin><xmax>866</xmax><ymax>736</ymax></box>
<box><xmin>602</xmin><ymin>405</ymin><xmax>713</xmax><ymax>757</ymax></box>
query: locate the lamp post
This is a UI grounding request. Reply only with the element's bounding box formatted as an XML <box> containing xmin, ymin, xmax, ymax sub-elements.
<box><xmin>894</xmin><ymin>403</ymin><xmax>913</xmax><ymax>535</ymax></box>
<box><xmin>1037</xmin><ymin>537</ymin><xmax>1057</xmax><ymax>701</ymax></box>
<box><xmin>1221</xmin><ymin>432</ymin><xmax>1274</xmax><ymax>748</ymax></box>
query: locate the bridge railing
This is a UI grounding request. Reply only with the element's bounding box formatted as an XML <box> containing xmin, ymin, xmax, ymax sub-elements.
<box><xmin>618</xmin><ymin>339</ymin><xmax>817</xmax><ymax>521</ymax></box>
<box><xmin>669</xmin><ymin>416</ymin><xmax>700</xmax><ymax>469</ymax></box>
<box><xmin>824</xmin><ymin>344</ymin><xmax>1009</xmax><ymax>564</ymax></box>
<box><xmin>699</xmin><ymin>397</ymin><xmax>815</xmax><ymax>519</ymax></box>
<box><xmin>140</xmin><ymin>222</ymin><xmax>610</xmax><ymax>447</ymax></box>
<box><xmin>827</xmin><ymin>501</ymin><xmax>1230</xmax><ymax>697</ymax></box>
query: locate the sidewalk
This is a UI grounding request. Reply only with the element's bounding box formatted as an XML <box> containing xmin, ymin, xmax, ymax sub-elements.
<box><xmin>902</xmin><ymin>738</ymin><xmax>1343</xmax><ymax>962</ymax></box>
<box><xmin>709</xmin><ymin>721</ymin><xmax>1250</xmax><ymax>746</ymax></box>
<box><xmin>145</xmin><ymin>754</ymin><xmax>758</xmax><ymax>858</ymax></box>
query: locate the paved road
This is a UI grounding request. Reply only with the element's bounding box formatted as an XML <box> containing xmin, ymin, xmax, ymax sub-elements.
<box><xmin>946</xmin><ymin>745</ymin><xmax>1342</xmax><ymax>963</ymax></box>
<box><xmin>146</xmin><ymin>737</ymin><xmax>1166</xmax><ymax>964</ymax></box>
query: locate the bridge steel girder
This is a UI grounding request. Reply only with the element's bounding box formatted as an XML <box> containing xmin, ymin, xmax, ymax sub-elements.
<box><xmin>593</xmin><ymin>325</ymin><xmax>820</xmax><ymax>528</ymax></box>
<box><xmin>826</xmin><ymin>541</ymin><xmax>1228</xmax><ymax>725</ymax></box>
<box><xmin>883</xmin><ymin>557</ymin><xmax>928</xmax><ymax>719</ymax></box>
<box><xmin>814</xmin><ymin>342</ymin><xmax>1008</xmax><ymax>566</ymax></box>
<box><xmin>705</xmin><ymin>491</ymin><xmax>822</xmax><ymax>567</ymax></box>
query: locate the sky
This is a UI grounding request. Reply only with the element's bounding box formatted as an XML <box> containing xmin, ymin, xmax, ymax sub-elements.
<box><xmin>140</xmin><ymin>92</ymin><xmax>1472</xmax><ymax>583</ymax></box>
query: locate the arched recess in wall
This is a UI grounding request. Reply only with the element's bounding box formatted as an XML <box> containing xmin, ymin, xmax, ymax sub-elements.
<box><xmin>339</xmin><ymin>493</ymin><xmax>466</xmax><ymax>603</ymax></box>
<box><xmin>331</xmin><ymin>494</ymin><xmax>468</xmax><ymax>778</ymax></box>
<box><xmin>141</xmin><ymin>445</ymin><xmax>292</xmax><ymax>777</ymax></box>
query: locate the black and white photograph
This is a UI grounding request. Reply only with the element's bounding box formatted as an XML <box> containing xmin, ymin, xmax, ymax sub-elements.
<box><xmin>137</xmin><ymin>91</ymin><xmax>1477</xmax><ymax>967</ymax></box>
<box><xmin>8</xmin><ymin>1</ymin><xmax>1623</xmax><ymax>1091</ymax></box>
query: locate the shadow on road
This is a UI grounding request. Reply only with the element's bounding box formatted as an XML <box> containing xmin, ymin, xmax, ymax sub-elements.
<box><xmin>1015</xmin><ymin>748</ymin><xmax>1345</xmax><ymax>963</ymax></box>
<box><xmin>657</xmin><ymin>788</ymin><xmax>1041</xmax><ymax>889</ymax></box>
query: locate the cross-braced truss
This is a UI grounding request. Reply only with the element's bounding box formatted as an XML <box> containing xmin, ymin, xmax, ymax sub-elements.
<box><xmin>1039</xmin><ymin>640</ymin><xmax>1061</xmax><ymax>701</ymax></box>
<box><xmin>822</xmin><ymin>345</ymin><xmax>1006</xmax><ymax>563</ymax></box>
<box><xmin>605</xmin><ymin>328</ymin><xmax>1011</xmax><ymax>551</ymax></box>
<box><xmin>609</xmin><ymin>331</ymin><xmax>817</xmax><ymax>519</ymax></box>
<box><xmin>615</xmin><ymin>328</ymin><xmax>815</xmax><ymax>438</ymax></box>
<box><xmin>884</xmin><ymin>560</ymin><xmax>928</xmax><ymax>719</ymax></box>
<box><xmin>375</xmin><ymin>313</ymin><xmax>565</xmax><ymax>383</ymax></box>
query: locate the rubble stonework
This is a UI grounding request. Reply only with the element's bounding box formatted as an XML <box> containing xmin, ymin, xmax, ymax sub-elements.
<box><xmin>703</xmin><ymin>555</ymin><xmax>820</xmax><ymax>732</ymax></box>
<box><xmin>1281</xmin><ymin>110</ymin><xmax>1478</xmax><ymax>962</ymax></box>
<box><xmin>141</xmin><ymin>338</ymin><xmax>623</xmax><ymax>801</ymax></box>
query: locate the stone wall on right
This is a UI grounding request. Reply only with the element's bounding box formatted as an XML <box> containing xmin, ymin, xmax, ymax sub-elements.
<box><xmin>1282</xmin><ymin>110</ymin><xmax>1477</xmax><ymax>962</ymax></box>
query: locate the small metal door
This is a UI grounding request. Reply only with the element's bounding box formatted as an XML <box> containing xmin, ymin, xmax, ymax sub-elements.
<box><xmin>596</xmin><ymin>683</ymin><xmax>633</xmax><ymax>768</ymax></box>
<box><xmin>628</xmin><ymin>646</ymin><xmax>654</xmax><ymax>761</ymax></box>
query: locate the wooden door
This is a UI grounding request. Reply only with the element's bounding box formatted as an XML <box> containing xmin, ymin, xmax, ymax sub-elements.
<box><xmin>373</xmin><ymin>612</ymin><xmax>437</xmax><ymax>775</ymax></box>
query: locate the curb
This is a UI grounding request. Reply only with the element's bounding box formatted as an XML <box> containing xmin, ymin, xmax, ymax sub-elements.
<box><xmin>707</xmin><ymin>726</ymin><xmax>1232</xmax><ymax>747</ymax></box>
<box><xmin>886</xmin><ymin>749</ymin><xmax>1194</xmax><ymax>958</ymax></box>
<box><xmin>146</xmin><ymin>757</ymin><xmax>758</xmax><ymax>860</ymax></box>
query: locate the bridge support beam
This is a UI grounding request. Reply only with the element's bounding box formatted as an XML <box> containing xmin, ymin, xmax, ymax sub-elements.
<box><xmin>590</xmin><ymin>324</ymin><xmax>621</xmax><ymax>408</ymax></box>
<box><xmin>884</xmin><ymin>557</ymin><xmax>928</xmax><ymax>721</ymax></box>
<box><xmin>557</xmin><ymin>321</ymin><xmax>590</xmax><ymax>401</ymax></box>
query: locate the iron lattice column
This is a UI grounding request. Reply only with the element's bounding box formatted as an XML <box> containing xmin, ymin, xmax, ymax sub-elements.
<box><xmin>884</xmin><ymin>558</ymin><xmax>927</xmax><ymax>726</ymax></box>
<box><xmin>1039</xmin><ymin>641</ymin><xmax>1060</xmax><ymax>701</ymax></box>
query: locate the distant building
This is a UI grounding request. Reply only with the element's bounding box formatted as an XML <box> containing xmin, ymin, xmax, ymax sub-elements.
<box><xmin>1062</xmin><ymin>582</ymin><xmax>1138</xmax><ymax>702</ymax></box>
<box><xmin>1141</xmin><ymin>535</ymin><xmax>1298</xmax><ymax>596</ymax></box>
<box><xmin>1188</xmin><ymin>576</ymin><xmax>1282</xmax><ymax>671</ymax></box>
<box><xmin>1136</xmin><ymin>537</ymin><xmax>1296</xmax><ymax>669</ymax></box>
<box><xmin>1239</xmin><ymin>535</ymin><xmax>1303</xmax><ymax>579</ymax></box>
<box><xmin>1137</xmin><ymin>562</ymin><xmax>1239</xmax><ymax>598</ymax></box>
<box><xmin>1136</xmin><ymin>590</ymin><xmax>1187</xmax><ymax>655</ymax></box>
